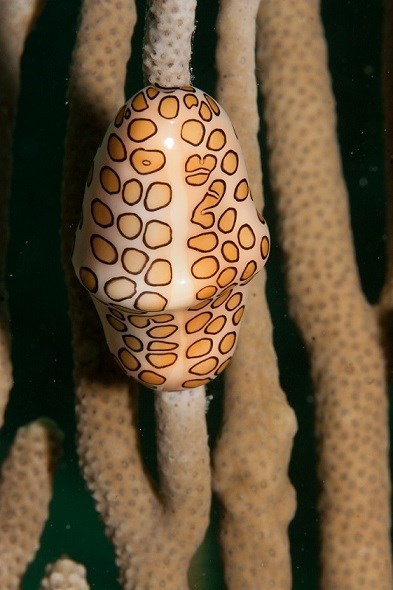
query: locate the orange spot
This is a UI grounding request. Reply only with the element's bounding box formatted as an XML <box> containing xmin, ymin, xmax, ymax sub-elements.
<box><xmin>181</xmin><ymin>119</ymin><xmax>205</xmax><ymax>146</ymax></box>
<box><xmin>219</xmin><ymin>332</ymin><xmax>236</xmax><ymax>354</ymax></box>
<box><xmin>188</xmin><ymin>233</ymin><xmax>218</xmax><ymax>252</ymax></box>
<box><xmin>131</xmin><ymin>92</ymin><xmax>148</xmax><ymax>111</ymax></box>
<box><xmin>106</xmin><ymin>316</ymin><xmax>127</xmax><ymax>332</ymax></box>
<box><xmin>261</xmin><ymin>235</ymin><xmax>270</xmax><ymax>259</ymax></box>
<box><xmin>79</xmin><ymin>267</ymin><xmax>98</xmax><ymax>292</ymax></box>
<box><xmin>91</xmin><ymin>199</ymin><xmax>113</xmax><ymax>227</ymax></box>
<box><xmin>238</xmin><ymin>224</ymin><xmax>256</xmax><ymax>249</ymax></box>
<box><xmin>146</xmin><ymin>353</ymin><xmax>177</xmax><ymax>368</ymax></box>
<box><xmin>196</xmin><ymin>285</ymin><xmax>217</xmax><ymax>300</ymax></box>
<box><xmin>206</xmin><ymin>129</ymin><xmax>226</xmax><ymax>151</ymax></box>
<box><xmin>186</xmin><ymin>338</ymin><xmax>213</xmax><ymax>358</ymax></box>
<box><xmin>108</xmin><ymin>134</ymin><xmax>127</xmax><ymax>161</ymax></box>
<box><xmin>128</xmin><ymin>118</ymin><xmax>158</xmax><ymax>142</ymax></box>
<box><xmin>100</xmin><ymin>166</ymin><xmax>120</xmax><ymax>194</ymax></box>
<box><xmin>130</xmin><ymin>149</ymin><xmax>166</xmax><ymax>175</ymax></box>
<box><xmin>158</xmin><ymin>96</ymin><xmax>179</xmax><ymax>118</ymax></box>
<box><xmin>217</xmin><ymin>267</ymin><xmax>237</xmax><ymax>288</ymax></box>
<box><xmin>186</xmin><ymin>312</ymin><xmax>212</xmax><ymax>334</ymax></box>
<box><xmin>91</xmin><ymin>235</ymin><xmax>118</xmax><ymax>264</ymax></box>
<box><xmin>190</xmin><ymin>356</ymin><xmax>218</xmax><ymax>375</ymax></box>
<box><xmin>122</xmin><ymin>179</ymin><xmax>143</xmax><ymax>205</ymax></box>
<box><xmin>123</xmin><ymin>335</ymin><xmax>144</xmax><ymax>352</ymax></box>
<box><xmin>104</xmin><ymin>277</ymin><xmax>136</xmax><ymax>301</ymax></box>
<box><xmin>139</xmin><ymin>370</ymin><xmax>166</xmax><ymax>386</ymax></box>
<box><xmin>119</xmin><ymin>348</ymin><xmax>140</xmax><ymax>371</ymax></box>
<box><xmin>234</xmin><ymin>179</ymin><xmax>249</xmax><ymax>201</ymax></box>
<box><xmin>205</xmin><ymin>315</ymin><xmax>226</xmax><ymax>334</ymax></box>
<box><xmin>221</xmin><ymin>150</ymin><xmax>239</xmax><ymax>175</ymax></box>
<box><xmin>135</xmin><ymin>292</ymin><xmax>168</xmax><ymax>312</ymax></box>
<box><xmin>191</xmin><ymin>256</ymin><xmax>219</xmax><ymax>279</ymax></box>
<box><xmin>122</xmin><ymin>248</ymin><xmax>148</xmax><ymax>274</ymax></box>
<box><xmin>218</xmin><ymin>208</ymin><xmax>237</xmax><ymax>233</ymax></box>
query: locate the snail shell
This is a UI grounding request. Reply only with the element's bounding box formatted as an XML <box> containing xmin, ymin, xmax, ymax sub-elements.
<box><xmin>72</xmin><ymin>86</ymin><xmax>270</xmax><ymax>391</ymax></box>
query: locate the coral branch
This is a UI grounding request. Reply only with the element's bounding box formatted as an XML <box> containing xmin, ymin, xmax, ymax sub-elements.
<box><xmin>256</xmin><ymin>1</ymin><xmax>392</xmax><ymax>587</ymax></box>
<box><xmin>0</xmin><ymin>0</ymin><xmax>45</xmax><ymax>426</ymax></box>
<box><xmin>212</xmin><ymin>1</ymin><xmax>297</xmax><ymax>588</ymax></box>
<box><xmin>143</xmin><ymin>0</ymin><xmax>197</xmax><ymax>86</ymax></box>
<box><xmin>63</xmin><ymin>1</ymin><xmax>210</xmax><ymax>587</ymax></box>
<box><xmin>40</xmin><ymin>558</ymin><xmax>89</xmax><ymax>590</ymax></box>
<box><xmin>0</xmin><ymin>420</ymin><xmax>62</xmax><ymax>590</ymax></box>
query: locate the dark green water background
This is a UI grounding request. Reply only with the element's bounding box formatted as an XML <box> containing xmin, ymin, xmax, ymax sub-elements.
<box><xmin>0</xmin><ymin>0</ymin><xmax>387</xmax><ymax>588</ymax></box>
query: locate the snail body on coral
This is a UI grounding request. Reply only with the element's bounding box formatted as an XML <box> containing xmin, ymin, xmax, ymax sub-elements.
<box><xmin>72</xmin><ymin>86</ymin><xmax>269</xmax><ymax>391</ymax></box>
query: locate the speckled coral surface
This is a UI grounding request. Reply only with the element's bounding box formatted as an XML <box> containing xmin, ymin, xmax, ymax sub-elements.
<box><xmin>63</xmin><ymin>1</ymin><xmax>211</xmax><ymax>587</ymax></box>
<box><xmin>40</xmin><ymin>558</ymin><xmax>90</xmax><ymax>590</ymax></box>
<box><xmin>143</xmin><ymin>0</ymin><xmax>196</xmax><ymax>87</ymax></box>
<box><xmin>257</xmin><ymin>0</ymin><xmax>392</xmax><ymax>587</ymax></box>
<box><xmin>212</xmin><ymin>1</ymin><xmax>297</xmax><ymax>588</ymax></box>
<box><xmin>0</xmin><ymin>420</ymin><xmax>61</xmax><ymax>590</ymax></box>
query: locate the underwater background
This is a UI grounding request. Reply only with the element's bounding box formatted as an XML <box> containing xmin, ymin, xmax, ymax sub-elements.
<box><xmin>0</xmin><ymin>0</ymin><xmax>387</xmax><ymax>588</ymax></box>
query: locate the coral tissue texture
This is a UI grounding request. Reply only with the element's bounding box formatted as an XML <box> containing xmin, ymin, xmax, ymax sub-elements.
<box><xmin>63</xmin><ymin>0</ymin><xmax>211</xmax><ymax>588</ymax></box>
<box><xmin>257</xmin><ymin>0</ymin><xmax>392</xmax><ymax>588</ymax></box>
<box><xmin>212</xmin><ymin>0</ymin><xmax>296</xmax><ymax>588</ymax></box>
<box><xmin>40</xmin><ymin>558</ymin><xmax>90</xmax><ymax>590</ymax></box>
<box><xmin>0</xmin><ymin>421</ymin><xmax>61</xmax><ymax>590</ymax></box>
<box><xmin>143</xmin><ymin>0</ymin><xmax>197</xmax><ymax>86</ymax></box>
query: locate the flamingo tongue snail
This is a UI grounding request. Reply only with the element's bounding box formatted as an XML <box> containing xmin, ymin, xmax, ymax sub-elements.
<box><xmin>72</xmin><ymin>86</ymin><xmax>270</xmax><ymax>391</ymax></box>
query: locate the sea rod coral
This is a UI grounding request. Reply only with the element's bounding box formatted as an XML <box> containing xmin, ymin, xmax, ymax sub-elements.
<box><xmin>0</xmin><ymin>0</ymin><xmax>390</xmax><ymax>589</ymax></box>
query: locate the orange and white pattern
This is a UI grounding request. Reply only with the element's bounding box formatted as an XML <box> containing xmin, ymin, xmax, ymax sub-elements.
<box><xmin>72</xmin><ymin>86</ymin><xmax>269</xmax><ymax>391</ymax></box>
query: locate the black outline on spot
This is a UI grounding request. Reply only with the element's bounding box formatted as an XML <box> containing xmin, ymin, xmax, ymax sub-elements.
<box><xmin>217</xmin><ymin>266</ymin><xmax>238</xmax><ymax>288</ymax></box>
<box><xmin>234</xmin><ymin>178</ymin><xmax>249</xmax><ymax>201</ymax></box>
<box><xmin>118</xmin><ymin>347</ymin><xmax>141</xmax><ymax>371</ymax></box>
<box><xmin>158</xmin><ymin>95</ymin><xmax>180</xmax><ymax>119</ymax></box>
<box><xmin>135</xmin><ymin>291</ymin><xmax>168</xmax><ymax>312</ymax></box>
<box><xmin>121</xmin><ymin>248</ymin><xmax>149</xmax><ymax>275</ymax></box>
<box><xmin>144</xmin><ymin>182</ymin><xmax>172</xmax><ymax>211</ymax></box>
<box><xmin>189</xmin><ymin>356</ymin><xmax>219</xmax><ymax>375</ymax></box>
<box><xmin>196</xmin><ymin>285</ymin><xmax>218</xmax><ymax>301</ymax></box>
<box><xmin>188</xmin><ymin>232</ymin><xmax>218</xmax><ymax>252</ymax></box>
<box><xmin>199</xmin><ymin>101</ymin><xmax>213</xmax><ymax>122</ymax></box>
<box><xmin>127</xmin><ymin>118</ymin><xmax>158</xmax><ymax>142</ymax></box>
<box><xmin>185</xmin><ymin>312</ymin><xmax>212</xmax><ymax>334</ymax></box>
<box><xmin>240</xmin><ymin>260</ymin><xmax>257</xmax><ymax>281</ymax></box>
<box><xmin>107</xmin><ymin>133</ymin><xmax>127</xmax><ymax>162</ymax></box>
<box><xmin>218</xmin><ymin>331</ymin><xmax>237</xmax><ymax>355</ymax></box>
<box><xmin>79</xmin><ymin>266</ymin><xmax>98</xmax><ymax>293</ymax></box>
<box><xmin>144</xmin><ymin>259</ymin><xmax>172</xmax><ymax>286</ymax></box>
<box><xmin>218</xmin><ymin>207</ymin><xmax>237</xmax><ymax>234</ymax></box>
<box><xmin>226</xmin><ymin>292</ymin><xmax>243</xmax><ymax>311</ymax></box>
<box><xmin>91</xmin><ymin>198</ymin><xmax>114</xmax><ymax>228</ymax></box>
<box><xmin>148</xmin><ymin>340</ymin><xmax>178</xmax><ymax>351</ymax></box>
<box><xmin>122</xmin><ymin>177</ymin><xmax>143</xmax><ymax>205</ymax></box>
<box><xmin>203</xmin><ymin>94</ymin><xmax>220</xmax><ymax>115</ymax></box>
<box><xmin>181</xmin><ymin>119</ymin><xmax>206</xmax><ymax>146</ymax></box>
<box><xmin>90</xmin><ymin>234</ymin><xmax>118</xmax><ymax>264</ymax></box>
<box><xmin>122</xmin><ymin>334</ymin><xmax>144</xmax><ymax>352</ymax></box>
<box><xmin>221</xmin><ymin>150</ymin><xmax>239</xmax><ymax>176</ymax></box>
<box><xmin>232</xmin><ymin>305</ymin><xmax>245</xmax><ymax>326</ymax></box>
<box><xmin>138</xmin><ymin>370</ymin><xmax>166</xmax><ymax>386</ymax></box>
<box><xmin>146</xmin><ymin>352</ymin><xmax>178</xmax><ymax>369</ymax></box>
<box><xmin>191</xmin><ymin>255</ymin><xmax>220</xmax><ymax>279</ymax></box>
<box><xmin>117</xmin><ymin>213</ymin><xmax>143</xmax><ymax>240</ymax></box>
<box><xmin>221</xmin><ymin>241</ymin><xmax>240</xmax><ymax>263</ymax></box>
<box><xmin>100</xmin><ymin>165</ymin><xmax>121</xmax><ymax>194</ymax></box>
<box><xmin>204</xmin><ymin>315</ymin><xmax>227</xmax><ymax>334</ymax></box>
<box><xmin>206</xmin><ymin>128</ymin><xmax>227</xmax><ymax>151</ymax></box>
<box><xmin>186</xmin><ymin>337</ymin><xmax>213</xmax><ymax>359</ymax></box>
<box><xmin>238</xmin><ymin>224</ymin><xmax>256</xmax><ymax>250</ymax></box>
<box><xmin>106</xmin><ymin>315</ymin><xmax>127</xmax><ymax>332</ymax></box>
<box><xmin>131</xmin><ymin>91</ymin><xmax>148</xmax><ymax>112</ymax></box>
<box><xmin>104</xmin><ymin>277</ymin><xmax>136</xmax><ymax>301</ymax></box>
<box><xmin>184</xmin><ymin>94</ymin><xmax>199</xmax><ymax>109</ymax></box>
<box><xmin>143</xmin><ymin>220</ymin><xmax>172</xmax><ymax>249</ymax></box>
<box><xmin>146</xmin><ymin>324</ymin><xmax>178</xmax><ymax>339</ymax></box>
<box><xmin>130</xmin><ymin>148</ymin><xmax>166</xmax><ymax>175</ymax></box>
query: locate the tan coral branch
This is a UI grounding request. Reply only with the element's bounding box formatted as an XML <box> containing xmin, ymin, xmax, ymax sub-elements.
<box><xmin>0</xmin><ymin>0</ymin><xmax>46</xmax><ymax>426</ymax></box>
<box><xmin>40</xmin><ymin>557</ymin><xmax>90</xmax><ymax>590</ymax></box>
<box><xmin>256</xmin><ymin>1</ymin><xmax>392</xmax><ymax>587</ymax></box>
<box><xmin>64</xmin><ymin>1</ymin><xmax>210</xmax><ymax>587</ymax></box>
<box><xmin>212</xmin><ymin>1</ymin><xmax>297</xmax><ymax>588</ymax></box>
<box><xmin>0</xmin><ymin>420</ymin><xmax>62</xmax><ymax>590</ymax></box>
<box><xmin>143</xmin><ymin>0</ymin><xmax>197</xmax><ymax>87</ymax></box>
